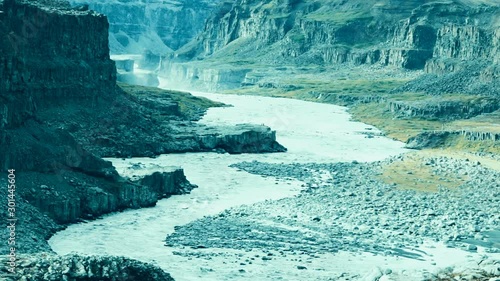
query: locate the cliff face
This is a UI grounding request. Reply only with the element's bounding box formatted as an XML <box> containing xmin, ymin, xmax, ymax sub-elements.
<box><xmin>0</xmin><ymin>0</ymin><xmax>116</xmax><ymax>129</ymax></box>
<box><xmin>0</xmin><ymin>0</ymin><xmax>287</xmax><ymax>247</ymax></box>
<box><xmin>67</xmin><ymin>0</ymin><xmax>222</xmax><ymax>55</ymax></box>
<box><xmin>162</xmin><ymin>0</ymin><xmax>499</xmax><ymax>93</ymax></box>
<box><xmin>188</xmin><ymin>0</ymin><xmax>499</xmax><ymax>67</ymax></box>
<box><xmin>0</xmin><ymin>0</ymin><xmax>119</xmax><ymax>173</ymax></box>
<box><xmin>0</xmin><ymin>0</ymin><xmax>119</xmax><ymax>196</ymax></box>
<box><xmin>0</xmin><ymin>0</ymin><xmax>193</xmax><ymax>255</ymax></box>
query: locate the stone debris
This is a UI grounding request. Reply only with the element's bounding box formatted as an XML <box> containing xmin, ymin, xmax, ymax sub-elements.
<box><xmin>166</xmin><ymin>155</ymin><xmax>500</xmax><ymax>279</ymax></box>
<box><xmin>0</xmin><ymin>254</ymin><xmax>174</xmax><ymax>281</ymax></box>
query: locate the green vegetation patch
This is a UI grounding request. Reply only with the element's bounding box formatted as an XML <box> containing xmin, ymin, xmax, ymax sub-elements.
<box><xmin>388</xmin><ymin>92</ymin><xmax>497</xmax><ymax>103</ymax></box>
<box><xmin>350</xmin><ymin>100</ymin><xmax>500</xmax><ymax>154</ymax></box>
<box><xmin>450</xmin><ymin>110</ymin><xmax>500</xmax><ymax>134</ymax></box>
<box><xmin>379</xmin><ymin>153</ymin><xmax>467</xmax><ymax>192</ymax></box>
<box><xmin>442</xmin><ymin>134</ymin><xmax>500</xmax><ymax>154</ymax></box>
<box><xmin>295</xmin><ymin>78</ymin><xmax>409</xmax><ymax>95</ymax></box>
<box><xmin>202</xmin><ymin>37</ymin><xmax>261</xmax><ymax>68</ymax></box>
<box><xmin>118</xmin><ymin>82</ymin><xmax>224</xmax><ymax>119</ymax></box>
<box><xmin>225</xmin><ymin>77</ymin><xmax>410</xmax><ymax>105</ymax></box>
<box><xmin>349</xmin><ymin>102</ymin><xmax>445</xmax><ymax>142</ymax></box>
<box><xmin>288</xmin><ymin>32</ymin><xmax>306</xmax><ymax>42</ymax></box>
<box><xmin>224</xmin><ymin>70</ymin><xmax>498</xmax><ymax>154</ymax></box>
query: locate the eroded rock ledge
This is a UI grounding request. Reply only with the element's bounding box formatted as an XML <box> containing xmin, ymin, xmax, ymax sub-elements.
<box><xmin>183</xmin><ymin>124</ymin><xmax>286</xmax><ymax>154</ymax></box>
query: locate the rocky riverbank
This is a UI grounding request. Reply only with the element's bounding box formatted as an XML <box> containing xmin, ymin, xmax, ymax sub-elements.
<box><xmin>50</xmin><ymin>83</ymin><xmax>286</xmax><ymax>158</ymax></box>
<box><xmin>165</xmin><ymin>152</ymin><xmax>500</xmax><ymax>280</ymax></box>
<box><xmin>1</xmin><ymin>0</ymin><xmax>287</xmax><ymax>279</ymax></box>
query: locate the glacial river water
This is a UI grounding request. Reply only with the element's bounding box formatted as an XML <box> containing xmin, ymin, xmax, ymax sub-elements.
<box><xmin>49</xmin><ymin>91</ymin><xmax>485</xmax><ymax>280</ymax></box>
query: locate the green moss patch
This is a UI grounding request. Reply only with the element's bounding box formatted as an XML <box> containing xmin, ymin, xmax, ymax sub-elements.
<box><xmin>118</xmin><ymin>82</ymin><xmax>225</xmax><ymax>119</ymax></box>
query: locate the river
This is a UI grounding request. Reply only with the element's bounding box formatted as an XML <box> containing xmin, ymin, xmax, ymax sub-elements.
<box><xmin>49</xmin><ymin>91</ymin><xmax>474</xmax><ymax>280</ymax></box>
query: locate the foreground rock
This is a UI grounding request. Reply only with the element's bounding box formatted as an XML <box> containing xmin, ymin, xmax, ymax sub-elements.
<box><xmin>0</xmin><ymin>167</ymin><xmax>195</xmax><ymax>254</ymax></box>
<box><xmin>429</xmin><ymin>258</ymin><xmax>500</xmax><ymax>281</ymax></box>
<box><xmin>0</xmin><ymin>254</ymin><xmax>174</xmax><ymax>281</ymax></box>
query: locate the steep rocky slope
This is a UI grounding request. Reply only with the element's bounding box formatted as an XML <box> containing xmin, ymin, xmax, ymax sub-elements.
<box><xmin>0</xmin><ymin>0</ymin><xmax>284</xmax><ymax>261</ymax></box>
<box><xmin>67</xmin><ymin>0</ymin><xmax>223</xmax><ymax>56</ymax></box>
<box><xmin>0</xmin><ymin>0</ymin><xmax>115</xmax><ymax>129</ymax></box>
<box><xmin>159</xmin><ymin>0</ymin><xmax>499</xmax><ymax>152</ymax></box>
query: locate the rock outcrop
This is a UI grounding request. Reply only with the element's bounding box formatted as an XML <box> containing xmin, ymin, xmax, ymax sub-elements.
<box><xmin>194</xmin><ymin>124</ymin><xmax>287</xmax><ymax>154</ymax></box>
<box><xmin>137</xmin><ymin>168</ymin><xmax>197</xmax><ymax>197</ymax></box>
<box><xmin>397</xmin><ymin>21</ymin><xmax>500</xmax><ymax>97</ymax></box>
<box><xmin>0</xmin><ymin>254</ymin><xmax>175</xmax><ymax>281</ymax></box>
<box><xmin>0</xmin><ymin>178</ymin><xmax>62</xmax><ymax>254</ymax></box>
<box><xmin>405</xmin><ymin>131</ymin><xmax>458</xmax><ymax>149</ymax></box>
<box><xmin>0</xmin><ymin>0</ymin><xmax>116</xmax><ymax>129</ymax></box>
<box><xmin>461</xmin><ymin>130</ymin><xmax>500</xmax><ymax>142</ymax></box>
<box><xmin>405</xmin><ymin>129</ymin><xmax>500</xmax><ymax>150</ymax></box>
<box><xmin>16</xmin><ymin>167</ymin><xmax>196</xmax><ymax>225</ymax></box>
<box><xmin>389</xmin><ymin>97</ymin><xmax>500</xmax><ymax>120</ymax></box>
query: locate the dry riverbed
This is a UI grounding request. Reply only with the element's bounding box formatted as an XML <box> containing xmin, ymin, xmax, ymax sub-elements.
<box><xmin>165</xmin><ymin>152</ymin><xmax>500</xmax><ymax>280</ymax></box>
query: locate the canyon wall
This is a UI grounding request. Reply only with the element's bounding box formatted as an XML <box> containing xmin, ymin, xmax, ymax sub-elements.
<box><xmin>160</xmin><ymin>0</ymin><xmax>499</xmax><ymax>93</ymax></box>
<box><xmin>0</xmin><ymin>0</ymin><xmax>194</xmax><ymax>256</ymax></box>
<box><xmin>0</xmin><ymin>1</ymin><xmax>288</xmax><ymax>247</ymax></box>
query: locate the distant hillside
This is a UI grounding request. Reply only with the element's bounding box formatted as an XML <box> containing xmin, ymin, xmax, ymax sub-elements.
<box><xmin>161</xmin><ymin>0</ymin><xmax>498</xmax><ymax>96</ymax></box>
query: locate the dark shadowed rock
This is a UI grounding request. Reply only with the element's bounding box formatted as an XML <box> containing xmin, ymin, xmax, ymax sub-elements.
<box><xmin>137</xmin><ymin>168</ymin><xmax>197</xmax><ymax>197</ymax></box>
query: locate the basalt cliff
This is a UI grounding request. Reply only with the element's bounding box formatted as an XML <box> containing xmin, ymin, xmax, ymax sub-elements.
<box><xmin>0</xmin><ymin>0</ymin><xmax>284</xmax><ymax>272</ymax></box>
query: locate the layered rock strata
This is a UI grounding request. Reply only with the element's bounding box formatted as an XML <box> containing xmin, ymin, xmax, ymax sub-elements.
<box><xmin>159</xmin><ymin>0</ymin><xmax>499</xmax><ymax>95</ymax></box>
<box><xmin>0</xmin><ymin>0</ymin><xmax>116</xmax><ymax>129</ymax></box>
<box><xmin>389</xmin><ymin>97</ymin><xmax>500</xmax><ymax>121</ymax></box>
